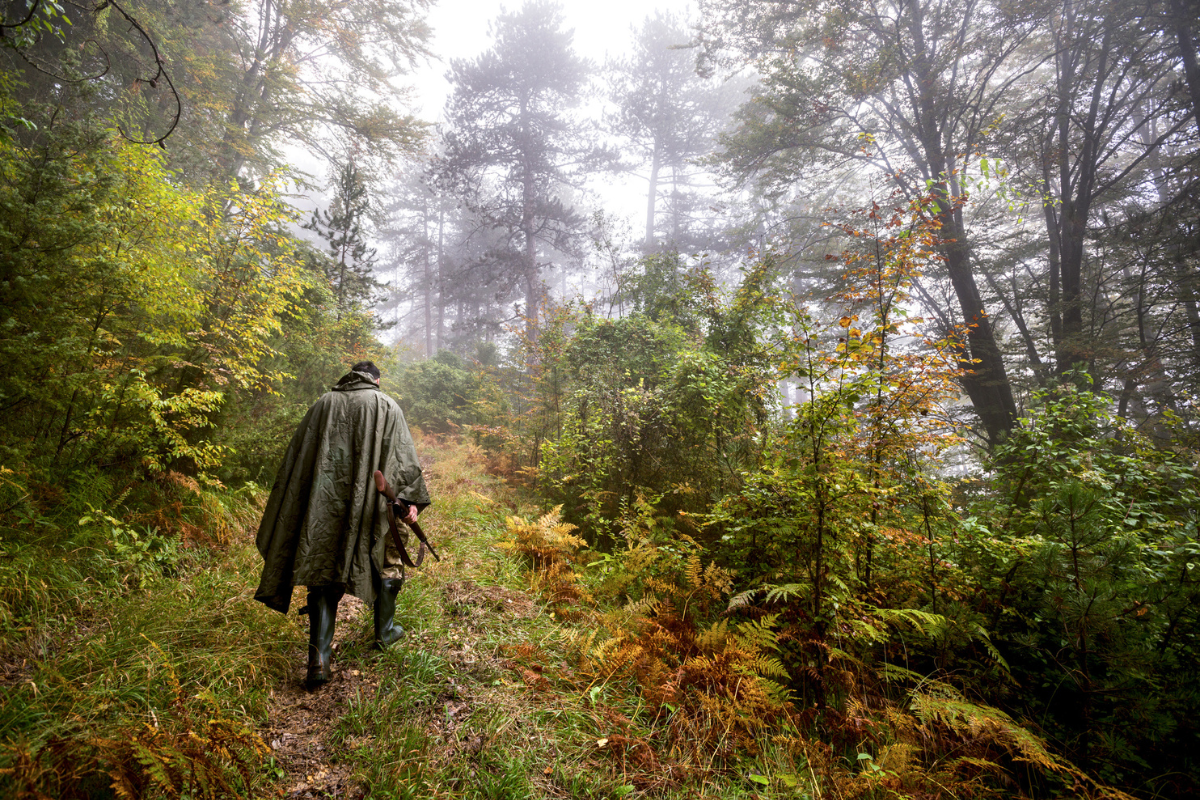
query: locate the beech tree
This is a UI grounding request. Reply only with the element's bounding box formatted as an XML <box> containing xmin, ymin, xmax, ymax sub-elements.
<box><xmin>1028</xmin><ymin>0</ymin><xmax>1191</xmax><ymax>374</ymax></box>
<box><xmin>700</xmin><ymin>0</ymin><xmax>1048</xmax><ymax>445</ymax></box>
<box><xmin>215</xmin><ymin>0</ymin><xmax>431</xmax><ymax>181</ymax></box>
<box><xmin>966</xmin><ymin>0</ymin><xmax>1200</xmax><ymax>414</ymax></box>
<box><xmin>1</xmin><ymin>0</ymin><xmax>432</xmax><ymax>185</ymax></box>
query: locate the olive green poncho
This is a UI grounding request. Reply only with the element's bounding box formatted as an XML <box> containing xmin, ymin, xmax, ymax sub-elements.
<box><xmin>254</xmin><ymin>372</ymin><xmax>431</xmax><ymax>613</ymax></box>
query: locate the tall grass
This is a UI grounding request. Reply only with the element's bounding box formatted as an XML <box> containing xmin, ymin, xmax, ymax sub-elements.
<box><xmin>0</xmin><ymin>476</ymin><xmax>296</xmax><ymax>799</ymax></box>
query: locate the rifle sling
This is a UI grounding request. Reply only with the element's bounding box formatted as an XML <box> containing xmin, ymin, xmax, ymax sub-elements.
<box><xmin>374</xmin><ymin>469</ymin><xmax>439</xmax><ymax>568</ymax></box>
<box><xmin>384</xmin><ymin>499</ymin><xmax>426</xmax><ymax>569</ymax></box>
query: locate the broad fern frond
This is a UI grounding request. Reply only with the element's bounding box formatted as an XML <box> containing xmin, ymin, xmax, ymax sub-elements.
<box><xmin>734</xmin><ymin>614</ymin><xmax>781</xmax><ymax>654</ymax></box>
<box><xmin>763</xmin><ymin>582</ymin><xmax>809</xmax><ymax>605</ymax></box>
<box><xmin>696</xmin><ymin>619</ymin><xmax>731</xmax><ymax>652</ymax></box>
<box><xmin>726</xmin><ymin>587</ymin><xmax>758</xmax><ymax>612</ymax></box>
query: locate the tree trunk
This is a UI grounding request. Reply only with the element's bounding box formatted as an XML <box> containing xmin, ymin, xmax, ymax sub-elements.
<box><xmin>218</xmin><ymin>0</ymin><xmax>295</xmax><ymax>183</ymax></box>
<box><xmin>423</xmin><ymin>201</ymin><xmax>432</xmax><ymax>357</ymax></box>
<box><xmin>436</xmin><ymin>206</ymin><xmax>445</xmax><ymax>355</ymax></box>
<box><xmin>1053</xmin><ymin>15</ymin><xmax>1110</xmax><ymax>374</ymax></box>
<box><xmin>645</xmin><ymin>143</ymin><xmax>661</xmax><ymax>251</ymax></box>
<box><xmin>1170</xmin><ymin>0</ymin><xmax>1200</xmax><ymax>136</ymax></box>
<box><xmin>907</xmin><ymin>0</ymin><xmax>1016</xmax><ymax>444</ymax></box>
<box><xmin>938</xmin><ymin>204</ymin><xmax>1018</xmax><ymax>445</ymax></box>
<box><xmin>520</xmin><ymin>99</ymin><xmax>541</xmax><ymax>340</ymax></box>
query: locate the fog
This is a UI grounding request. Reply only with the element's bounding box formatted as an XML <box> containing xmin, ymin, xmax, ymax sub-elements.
<box><xmin>412</xmin><ymin>0</ymin><xmax>698</xmax><ymax>117</ymax></box>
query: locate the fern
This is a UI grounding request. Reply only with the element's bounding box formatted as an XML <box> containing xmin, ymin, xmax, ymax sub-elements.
<box><xmin>910</xmin><ymin>683</ymin><xmax>1060</xmax><ymax>771</ymax></box>
<box><xmin>877</xmin><ymin>662</ymin><xmax>929</xmax><ymax>685</ymax></box>
<box><xmin>861</xmin><ymin>606</ymin><xmax>1012</xmax><ymax>678</ymax></box>
<box><xmin>734</xmin><ymin>614</ymin><xmax>780</xmax><ymax>653</ymax></box>
<box><xmin>500</xmin><ymin>506</ymin><xmax>588</xmax><ymax>612</ymax></box>
<box><xmin>683</xmin><ymin>553</ymin><xmax>703</xmax><ymax>593</ymax></box>
<box><xmin>725</xmin><ymin>587</ymin><xmax>758</xmax><ymax>612</ymax></box>
<box><xmin>908</xmin><ymin>681</ymin><xmax>1138</xmax><ymax>800</ymax></box>
<box><xmin>86</xmin><ymin>643</ymin><xmax>270</xmax><ymax>799</ymax></box>
<box><xmin>742</xmin><ymin>654</ymin><xmax>790</xmax><ymax>681</ymax></box>
<box><xmin>695</xmin><ymin>619</ymin><xmax>731</xmax><ymax>652</ymax></box>
<box><xmin>132</xmin><ymin>734</ymin><xmax>180</xmax><ymax>794</ymax></box>
<box><xmin>762</xmin><ymin>582</ymin><xmax>808</xmax><ymax>605</ymax></box>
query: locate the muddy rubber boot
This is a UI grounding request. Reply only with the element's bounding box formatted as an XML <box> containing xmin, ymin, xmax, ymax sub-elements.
<box><xmin>305</xmin><ymin>585</ymin><xmax>342</xmax><ymax>688</ymax></box>
<box><xmin>373</xmin><ymin>577</ymin><xmax>405</xmax><ymax>650</ymax></box>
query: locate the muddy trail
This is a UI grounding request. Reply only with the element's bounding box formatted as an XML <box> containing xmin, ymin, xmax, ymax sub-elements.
<box><xmin>261</xmin><ymin>594</ymin><xmax>374</xmax><ymax>798</ymax></box>
<box><xmin>263</xmin><ymin>580</ymin><xmax>540</xmax><ymax>799</ymax></box>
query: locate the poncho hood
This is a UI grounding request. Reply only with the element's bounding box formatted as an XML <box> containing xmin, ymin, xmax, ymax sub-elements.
<box><xmin>334</xmin><ymin>371</ymin><xmax>380</xmax><ymax>390</ymax></box>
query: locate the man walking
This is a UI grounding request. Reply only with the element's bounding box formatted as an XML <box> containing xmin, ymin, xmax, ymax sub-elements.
<box><xmin>254</xmin><ymin>361</ymin><xmax>431</xmax><ymax>687</ymax></box>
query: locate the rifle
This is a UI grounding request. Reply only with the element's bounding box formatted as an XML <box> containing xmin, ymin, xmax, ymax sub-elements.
<box><xmin>373</xmin><ymin>469</ymin><xmax>439</xmax><ymax>568</ymax></box>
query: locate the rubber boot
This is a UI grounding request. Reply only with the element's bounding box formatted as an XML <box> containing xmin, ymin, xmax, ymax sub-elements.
<box><xmin>373</xmin><ymin>577</ymin><xmax>405</xmax><ymax>650</ymax></box>
<box><xmin>305</xmin><ymin>585</ymin><xmax>342</xmax><ymax>688</ymax></box>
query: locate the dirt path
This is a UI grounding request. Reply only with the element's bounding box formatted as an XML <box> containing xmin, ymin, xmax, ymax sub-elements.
<box><xmin>261</xmin><ymin>595</ymin><xmax>373</xmax><ymax>799</ymax></box>
<box><xmin>254</xmin><ymin>445</ymin><xmax>551</xmax><ymax>799</ymax></box>
<box><xmin>258</xmin><ymin>579</ymin><xmax>541</xmax><ymax>799</ymax></box>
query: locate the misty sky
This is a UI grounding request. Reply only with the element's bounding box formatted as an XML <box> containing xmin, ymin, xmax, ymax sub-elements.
<box><xmin>383</xmin><ymin>0</ymin><xmax>708</xmax><ymax>280</ymax></box>
<box><xmin>410</xmin><ymin>0</ymin><xmax>699</xmax><ymax>118</ymax></box>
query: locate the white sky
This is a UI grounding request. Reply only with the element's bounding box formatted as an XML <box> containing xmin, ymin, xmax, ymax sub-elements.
<box><xmin>293</xmin><ymin>0</ymin><xmax>701</xmax><ymax>220</ymax></box>
<box><xmin>409</xmin><ymin>0</ymin><xmax>698</xmax><ymax>120</ymax></box>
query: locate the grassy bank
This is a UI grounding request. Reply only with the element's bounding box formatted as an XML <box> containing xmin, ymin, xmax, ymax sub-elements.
<box><xmin>0</xmin><ymin>476</ymin><xmax>292</xmax><ymax>798</ymax></box>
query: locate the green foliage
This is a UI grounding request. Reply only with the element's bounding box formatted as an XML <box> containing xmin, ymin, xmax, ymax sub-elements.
<box><xmin>707</xmin><ymin>198</ymin><xmax>965</xmax><ymax>709</ymax></box>
<box><xmin>0</xmin><ymin>0</ymin><xmax>69</xmax><ymax>51</ymax></box>
<box><xmin>3</xmin><ymin>0</ymin><xmax>431</xmax><ymax>183</ymax></box>
<box><xmin>211</xmin><ymin>253</ymin><xmax>393</xmax><ymax>485</ymax></box>
<box><xmin>964</xmin><ymin>376</ymin><xmax>1200</xmax><ymax>787</ymax></box>
<box><xmin>0</xmin><ymin>123</ymin><xmax>314</xmax><ymax>480</ymax></box>
<box><xmin>0</xmin><ymin>478</ymin><xmax>290</xmax><ymax>799</ymax></box>
<box><xmin>619</xmin><ymin>251</ymin><xmax>705</xmax><ymax>331</ymax></box>
<box><xmin>78</xmin><ymin>505</ymin><xmax>182</xmax><ymax>590</ymax></box>
<box><xmin>389</xmin><ymin>350</ymin><xmax>500</xmax><ymax>434</ymax></box>
<box><xmin>0</xmin><ymin>83</ymin><xmax>398</xmax><ymax>493</ymax></box>
<box><xmin>534</xmin><ymin>255</ymin><xmax>781</xmax><ymax>534</ymax></box>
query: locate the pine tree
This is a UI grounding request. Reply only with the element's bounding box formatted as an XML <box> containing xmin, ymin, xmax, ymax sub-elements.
<box><xmin>438</xmin><ymin>0</ymin><xmax>602</xmax><ymax>336</ymax></box>
<box><xmin>608</xmin><ymin>11</ymin><xmax>742</xmax><ymax>254</ymax></box>
<box><xmin>305</xmin><ymin>160</ymin><xmax>384</xmax><ymax>320</ymax></box>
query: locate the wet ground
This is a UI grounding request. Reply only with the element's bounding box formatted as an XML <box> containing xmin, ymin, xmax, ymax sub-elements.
<box><xmin>262</xmin><ymin>595</ymin><xmax>371</xmax><ymax>799</ymax></box>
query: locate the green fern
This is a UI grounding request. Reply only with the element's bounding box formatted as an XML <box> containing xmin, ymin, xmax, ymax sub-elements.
<box><xmin>762</xmin><ymin>582</ymin><xmax>808</xmax><ymax>605</ymax></box>
<box><xmin>734</xmin><ymin>614</ymin><xmax>781</xmax><ymax>653</ymax></box>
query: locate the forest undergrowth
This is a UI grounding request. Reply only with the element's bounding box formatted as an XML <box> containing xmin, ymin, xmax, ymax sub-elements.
<box><xmin>0</xmin><ymin>433</ymin><xmax>1151</xmax><ymax>800</ymax></box>
<box><xmin>4</xmin><ymin>1</ymin><xmax>1198</xmax><ymax>797</ymax></box>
